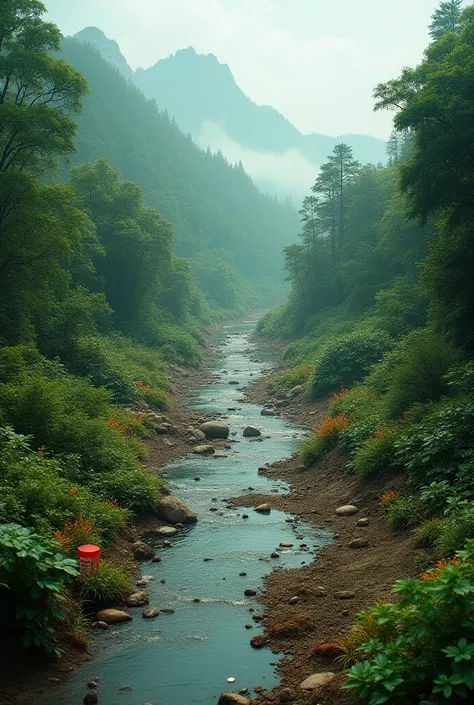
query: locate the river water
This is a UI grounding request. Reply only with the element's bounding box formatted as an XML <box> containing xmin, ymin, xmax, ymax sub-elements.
<box><xmin>41</xmin><ymin>321</ymin><xmax>331</xmax><ymax>705</ymax></box>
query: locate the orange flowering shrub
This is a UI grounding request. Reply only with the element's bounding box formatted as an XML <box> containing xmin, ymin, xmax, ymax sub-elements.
<box><xmin>53</xmin><ymin>516</ymin><xmax>99</xmax><ymax>555</ymax></box>
<box><xmin>318</xmin><ymin>414</ymin><xmax>349</xmax><ymax>438</ymax></box>
<box><xmin>330</xmin><ymin>388</ymin><xmax>349</xmax><ymax>404</ymax></box>
<box><xmin>312</xmin><ymin>642</ymin><xmax>343</xmax><ymax>657</ymax></box>
<box><xmin>420</xmin><ymin>558</ymin><xmax>460</xmax><ymax>581</ymax></box>
<box><xmin>380</xmin><ymin>489</ymin><xmax>399</xmax><ymax>506</ymax></box>
<box><xmin>106</xmin><ymin>417</ymin><xmax>129</xmax><ymax>434</ymax></box>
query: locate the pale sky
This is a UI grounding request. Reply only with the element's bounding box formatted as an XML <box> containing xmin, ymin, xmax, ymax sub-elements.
<box><xmin>43</xmin><ymin>0</ymin><xmax>467</xmax><ymax>139</ymax></box>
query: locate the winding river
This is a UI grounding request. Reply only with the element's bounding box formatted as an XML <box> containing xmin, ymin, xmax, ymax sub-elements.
<box><xmin>41</xmin><ymin>320</ymin><xmax>331</xmax><ymax>705</ymax></box>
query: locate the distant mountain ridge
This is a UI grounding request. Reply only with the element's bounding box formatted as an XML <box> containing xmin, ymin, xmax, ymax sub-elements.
<box><xmin>74</xmin><ymin>27</ymin><xmax>387</xmax><ymax>198</ymax></box>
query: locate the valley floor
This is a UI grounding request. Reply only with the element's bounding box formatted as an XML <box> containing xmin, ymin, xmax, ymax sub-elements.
<box><xmin>234</xmin><ymin>372</ymin><xmax>417</xmax><ymax>705</ymax></box>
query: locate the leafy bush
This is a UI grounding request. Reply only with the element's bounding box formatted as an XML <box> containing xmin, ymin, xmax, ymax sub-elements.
<box><xmin>267</xmin><ymin>363</ymin><xmax>314</xmax><ymax>394</ymax></box>
<box><xmin>0</xmin><ymin>524</ymin><xmax>79</xmax><ymax>654</ymax></box>
<box><xmin>301</xmin><ymin>434</ymin><xmax>334</xmax><ymax>465</ymax></box>
<box><xmin>309</xmin><ymin>329</ymin><xmax>392</xmax><ymax>398</ymax></box>
<box><xmin>78</xmin><ymin>561</ymin><xmax>132</xmax><ymax>606</ymax></box>
<box><xmin>415</xmin><ymin>518</ymin><xmax>443</xmax><ymax>548</ymax></box>
<box><xmin>385</xmin><ymin>495</ymin><xmax>420</xmax><ymax>532</ymax></box>
<box><xmin>395</xmin><ymin>396</ymin><xmax>474</xmax><ymax>491</ymax></box>
<box><xmin>434</xmin><ymin>502</ymin><xmax>474</xmax><ymax>559</ymax></box>
<box><xmin>420</xmin><ymin>481</ymin><xmax>453</xmax><ymax>516</ymax></box>
<box><xmin>343</xmin><ymin>541</ymin><xmax>474</xmax><ymax>704</ymax></box>
<box><xmin>351</xmin><ymin>426</ymin><xmax>400</xmax><ymax>478</ymax></box>
<box><xmin>384</xmin><ymin>330</ymin><xmax>457</xmax><ymax>418</ymax></box>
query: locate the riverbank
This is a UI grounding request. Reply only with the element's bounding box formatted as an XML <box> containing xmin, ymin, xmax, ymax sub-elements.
<box><xmin>231</xmin><ymin>368</ymin><xmax>417</xmax><ymax>705</ymax></box>
<box><xmin>2</xmin><ymin>344</ymin><xmax>220</xmax><ymax>705</ymax></box>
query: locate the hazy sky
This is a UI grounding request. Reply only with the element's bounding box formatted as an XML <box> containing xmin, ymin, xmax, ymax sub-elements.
<box><xmin>43</xmin><ymin>0</ymin><xmax>466</xmax><ymax>139</ymax></box>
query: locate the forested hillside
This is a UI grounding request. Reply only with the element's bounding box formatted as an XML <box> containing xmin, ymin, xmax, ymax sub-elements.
<box><xmin>57</xmin><ymin>37</ymin><xmax>299</xmax><ymax>311</ymax></box>
<box><xmin>259</xmin><ymin>3</ymin><xmax>474</xmax><ymax>701</ymax></box>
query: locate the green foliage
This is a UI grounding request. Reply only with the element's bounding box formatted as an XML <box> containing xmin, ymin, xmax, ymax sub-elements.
<box><xmin>267</xmin><ymin>363</ymin><xmax>314</xmax><ymax>394</ymax></box>
<box><xmin>435</xmin><ymin>502</ymin><xmax>474</xmax><ymax>559</ymax></box>
<box><xmin>343</xmin><ymin>542</ymin><xmax>474</xmax><ymax>703</ymax></box>
<box><xmin>300</xmin><ymin>434</ymin><xmax>334</xmax><ymax>466</ymax></box>
<box><xmin>351</xmin><ymin>427</ymin><xmax>400</xmax><ymax>478</ymax></box>
<box><xmin>384</xmin><ymin>330</ymin><xmax>456</xmax><ymax>418</ymax></box>
<box><xmin>78</xmin><ymin>561</ymin><xmax>131</xmax><ymax>606</ymax></box>
<box><xmin>415</xmin><ymin>518</ymin><xmax>443</xmax><ymax>548</ymax></box>
<box><xmin>385</xmin><ymin>495</ymin><xmax>421</xmax><ymax>532</ymax></box>
<box><xmin>0</xmin><ymin>523</ymin><xmax>79</xmax><ymax>654</ymax></box>
<box><xmin>429</xmin><ymin>0</ymin><xmax>464</xmax><ymax>40</ymax></box>
<box><xmin>310</xmin><ymin>329</ymin><xmax>392</xmax><ymax>398</ymax></box>
<box><xmin>374</xmin><ymin>276</ymin><xmax>428</xmax><ymax>338</ymax></box>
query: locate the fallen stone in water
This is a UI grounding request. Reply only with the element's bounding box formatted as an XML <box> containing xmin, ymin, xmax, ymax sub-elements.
<box><xmin>334</xmin><ymin>591</ymin><xmax>356</xmax><ymax>600</ymax></box>
<box><xmin>91</xmin><ymin>621</ymin><xmax>109</xmax><ymax>630</ymax></box>
<box><xmin>348</xmin><ymin>539</ymin><xmax>369</xmax><ymax>549</ymax></box>
<box><xmin>252</xmin><ymin>613</ymin><xmax>264</xmax><ymax>622</ymax></box>
<box><xmin>155</xmin><ymin>526</ymin><xmax>178</xmax><ymax>537</ymax></box>
<box><xmin>119</xmin><ymin>685</ymin><xmax>132</xmax><ymax>692</ymax></box>
<box><xmin>242</xmin><ymin>514</ymin><xmax>249</xmax><ymax>519</ymax></box>
<box><xmin>142</xmin><ymin>608</ymin><xmax>160</xmax><ymax>619</ymax></box>
<box><xmin>244</xmin><ymin>588</ymin><xmax>257</xmax><ymax>596</ymax></box>
<box><xmin>96</xmin><ymin>609</ymin><xmax>132</xmax><ymax>624</ymax></box>
<box><xmin>157</xmin><ymin>496</ymin><xmax>198</xmax><ymax>524</ymax></box>
<box><xmin>250</xmin><ymin>634</ymin><xmax>267</xmax><ymax>649</ymax></box>
<box><xmin>299</xmin><ymin>672</ymin><xmax>336</xmax><ymax>691</ymax></box>
<box><xmin>255</xmin><ymin>503</ymin><xmax>271</xmax><ymax>514</ymax></box>
<box><xmin>335</xmin><ymin>505</ymin><xmax>358</xmax><ymax>516</ymax></box>
<box><xmin>200</xmin><ymin>421</ymin><xmax>230</xmax><ymax>440</ymax></box>
<box><xmin>261</xmin><ymin>408</ymin><xmax>277</xmax><ymax>416</ymax></box>
<box><xmin>84</xmin><ymin>694</ymin><xmax>98</xmax><ymax>705</ymax></box>
<box><xmin>228</xmin><ymin>380</ymin><xmax>240</xmax><ymax>385</ymax></box>
<box><xmin>204</xmin><ymin>557</ymin><xmax>213</xmax><ymax>562</ymax></box>
<box><xmin>279</xmin><ymin>541</ymin><xmax>294</xmax><ymax>548</ymax></box>
<box><xmin>218</xmin><ymin>693</ymin><xmax>251</xmax><ymax>705</ymax></box>
<box><xmin>126</xmin><ymin>591</ymin><xmax>149</xmax><ymax>607</ymax></box>
<box><xmin>245</xmin><ymin>624</ymin><xmax>253</xmax><ymax>629</ymax></box>
<box><xmin>152</xmin><ymin>555</ymin><xmax>161</xmax><ymax>562</ymax></box>
<box><xmin>132</xmin><ymin>541</ymin><xmax>155</xmax><ymax>560</ymax></box>
<box><xmin>271</xmin><ymin>552</ymin><xmax>280</xmax><ymax>559</ymax></box>
<box><xmin>239</xmin><ymin>572</ymin><xmax>247</xmax><ymax>576</ymax></box>
<box><xmin>135</xmin><ymin>579</ymin><xmax>148</xmax><ymax>587</ymax></box>
<box><xmin>357</xmin><ymin>517</ymin><xmax>369</xmax><ymax>527</ymax></box>
<box><xmin>160</xmin><ymin>608</ymin><xmax>175</xmax><ymax>614</ymax></box>
<box><xmin>243</xmin><ymin>426</ymin><xmax>261</xmax><ymax>438</ymax></box>
<box><xmin>87</xmin><ymin>681</ymin><xmax>98</xmax><ymax>688</ymax></box>
<box><xmin>194</xmin><ymin>445</ymin><xmax>215</xmax><ymax>455</ymax></box>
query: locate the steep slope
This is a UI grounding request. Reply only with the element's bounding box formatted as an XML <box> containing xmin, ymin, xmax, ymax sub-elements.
<box><xmin>59</xmin><ymin>38</ymin><xmax>299</xmax><ymax>309</ymax></box>
<box><xmin>74</xmin><ymin>27</ymin><xmax>133</xmax><ymax>79</ymax></box>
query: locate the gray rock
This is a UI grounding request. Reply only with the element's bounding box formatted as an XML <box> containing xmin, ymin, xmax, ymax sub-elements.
<box><xmin>95</xmin><ymin>609</ymin><xmax>132</xmax><ymax>624</ymax></box>
<box><xmin>126</xmin><ymin>591</ymin><xmax>149</xmax><ymax>607</ymax></box>
<box><xmin>243</xmin><ymin>426</ymin><xmax>261</xmax><ymax>438</ymax></box>
<box><xmin>357</xmin><ymin>518</ymin><xmax>369</xmax><ymax>527</ymax></box>
<box><xmin>155</xmin><ymin>525</ymin><xmax>178</xmax><ymax>537</ymax></box>
<box><xmin>255</xmin><ymin>503</ymin><xmax>271</xmax><ymax>514</ymax></box>
<box><xmin>157</xmin><ymin>496</ymin><xmax>197</xmax><ymax>524</ymax></box>
<box><xmin>335</xmin><ymin>505</ymin><xmax>359</xmax><ymax>516</ymax></box>
<box><xmin>200</xmin><ymin>421</ymin><xmax>230</xmax><ymax>440</ymax></box>
<box><xmin>288</xmin><ymin>596</ymin><xmax>299</xmax><ymax>605</ymax></box>
<box><xmin>348</xmin><ymin>539</ymin><xmax>369</xmax><ymax>549</ymax></box>
<box><xmin>244</xmin><ymin>588</ymin><xmax>257</xmax><ymax>596</ymax></box>
<box><xmin>142</xmin><ymin>608</ymin><xmax>160</xmax><ymax>619</ymax></box>
<box><xmin>132</xmin><ymin>541</ymin><xmax>155</xmax><ymax>560</ymax></box>
<box><xmin>218</xmin><ymin>693</ymin><xmax>251</xmax><ymax>705</ymax></box>
<box><xmin>299</xmin><ymin>672</ymin><xmax>336</xmax><ymax>691</ymax></box>
<box><xmin>261</xmin><ymin>408</ymin><xmax>277</xmax><ymax>416</ymax></box>
<box><xmin>194</xmin><ymin>445</ymin><xmax>215</xmax><ymax>455</ymax></box>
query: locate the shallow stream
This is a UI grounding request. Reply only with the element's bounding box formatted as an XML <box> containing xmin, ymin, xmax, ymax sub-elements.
<box><xmin>42</xmin><ymin>320</ymin><xmax>331</xmax><ymax>705</ymax></box>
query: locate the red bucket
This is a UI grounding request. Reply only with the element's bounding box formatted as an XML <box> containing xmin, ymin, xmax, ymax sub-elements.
<box><xmin>77</xmin><ymin>544</ymin><xmax>100</xmax><ymax>576</ymax></box>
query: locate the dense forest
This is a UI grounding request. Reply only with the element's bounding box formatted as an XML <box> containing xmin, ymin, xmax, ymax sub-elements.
<box><xmin>259</xmin><ymin>1</ymin><xmax>474</xmax><ymax>701</ymax></box>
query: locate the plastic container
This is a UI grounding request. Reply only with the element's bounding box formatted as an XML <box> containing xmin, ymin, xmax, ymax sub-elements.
<box><xmin>77</xmin><ymin>544</ymin><xmax>100</xmax><ymax>576</ymax></box>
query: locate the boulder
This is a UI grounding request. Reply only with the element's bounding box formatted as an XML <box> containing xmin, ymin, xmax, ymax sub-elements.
<box><xmin>142</xmin><ymin>608</ymin><xmax>160</xmax><ymax>619</ymax></box>
<box><xmin>132</xmin><ymin>541</ymin><xmax>155</xmax><ymax>560</ymax></box>
<box><xmin>250</xmin><ymin>634</ymin><xmax>267</xmax><ymax>649</ymax></box>
<box><xmin>244</xmin><ymin>588</ymin><xmax>257</xmax><ymax>596</ymax></box>
<box><xmin>299</xmin><ymin>672</ymin><xmax>336</xmax><ymax>691</ymax></box>
<box><xmin>335</xmin><ymin>505</ymin><xmax>358</xmax><ymax>516</ymax></box>
<box><xmin>126</xmin><ymin>591</ymin><xmax>149</xmax><ymax>607</ymax></box>
<box><xmin>243</xmin><ymin>426</ymin><xmax>261</xmax><ymax>437</ymax></box>
<box><xmin>261</xmin><ymin>408</ymin><xmax>277</xmax><ymax>416</ymax></box>
<box><xmin>194</xmin><ymin>445</ymin><xmax>215</xmax><ymax>455</ymax></box>
<box><xmin>157</xmin><ymin>496</ymin><xmax>197</xmax><ymax>524</ymax></box>
<box><xmin>279</xmin><ymin>541</ymin><xmax>294</xmax><ymax>548</ymax></box>
<box><xmin>200</xmin><ymin>421</ymin><xmax>230</xmax><ymax>440</ymax></box>
<box><xmin>348</xmin><ymin>539</ymin><xmax>369</xmax><ymax>549</ymax></box>
<box><xmin>155</xmin><ymin>526</ymin><xmax>178</xmax><ymax>537</ymax></box>
<box><xmin>218</xmin><ymin>693</ymin><xmax>251</xmax><ymax>705</ymax></box>
<box><xmin>255</xmin><ymin>503</ymin><xmax>271</xmax><ymax>514</ymax></box>
<box><xmin>95</xmin><ymin>609</ymin><xmax>132</xmax><ymax>624</ymax></box>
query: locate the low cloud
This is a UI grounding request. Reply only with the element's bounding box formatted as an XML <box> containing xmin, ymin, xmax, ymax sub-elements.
<box><xmin>198</xmin><ymin>120</ymin><xmax>317</xmax><ymax>202</ymax></box>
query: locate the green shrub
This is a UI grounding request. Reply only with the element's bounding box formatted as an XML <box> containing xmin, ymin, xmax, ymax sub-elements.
<box><xmin>395</xmin><ymin>396</ymin><xmax>474</xmax><ymax>491</ymax></box>
<box><xmin>78</xmin><ymin>561</ymin><xmax>132</xmax><ymax>606</ymax></box>
<box><xmin>415</xmin><ymin>518</ymin><xmax>443</xmax><ymax>547</ymax></box>
<box><xmin>386</xmin><ymin>495</ymin><xmax>420</xmax><ymax>532</ymax></box>
<box><xmin>0</xmin><ymin>524</ymin><xmax>79</xmax><ymax>654</ymax></box>
<box><xmin>309</xmin><ymin>329</ymin><xmax>392</xmax><ymax>398</ymax></box>
<box><xmin>88</xmin><ymin>467</ymin><xmax>163</xmax><ymax>511</ymax></box>
<box><xmin>384</xmin><ymin>330</ymin><xmax>457</xmax><ymax>418</ymax></box>
<box><xmin>351</xmin><ymin>427</ymin><xmax>400</xmax><ymax>478</ymax></box>
<box><xmin>420</xmin><ymin>481</ymin><xmax>453</xmax><ymax>515</ymax></box>
<box><xmin>268</xmin><ymin>363</ymin><xmax>314</xmax><ymax>394</ymax></box>
<box><xmin>435</xmin><ymin>502</ymin><xmax>474</xmax><ymax>559</ymax></box>
<box><xmin>343</xmin><ymin>540</ymin><xmax>474</xmax><ymax>704</ymax></box>
<box><xmin>300</xmin><ymin>434</ymin><xmax>334</xmax><ymax>465</ymax></box>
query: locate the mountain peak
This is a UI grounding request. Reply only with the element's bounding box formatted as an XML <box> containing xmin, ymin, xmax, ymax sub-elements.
<box><xmin>74</xmin><ymin>27</ymin><xmax>132</xmax><ymax>78</ymax></box>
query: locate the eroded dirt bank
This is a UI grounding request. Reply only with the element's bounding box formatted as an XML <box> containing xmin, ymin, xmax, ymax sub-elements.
<box><xmin>230</xmin><ymin>372</ymin><xmax>416</xmax><ymax>705</ymax></box>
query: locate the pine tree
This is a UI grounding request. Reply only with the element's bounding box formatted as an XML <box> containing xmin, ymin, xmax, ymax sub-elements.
<box><xmin>429</xmin><ymin>0</ymin><xmax>464</xmax><ymax>40</ymax></box>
